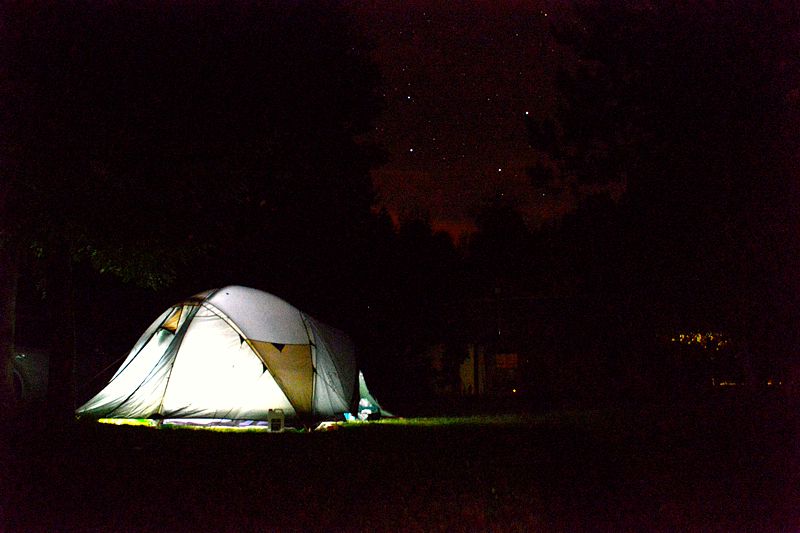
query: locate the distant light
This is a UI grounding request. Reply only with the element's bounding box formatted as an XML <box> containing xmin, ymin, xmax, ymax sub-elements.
<box><xmin>498</xmin><ymin>168</ymin><xmax>502</xmax><ymax>172</ymax></box>
<box><xmin>525</xmin><ymin>111</ymin><xmax>529</xmax><ymax>115</ymax></box>
<box><xmin>409</xmin><ymin>148</ymin><xmax>414</xmax><ymax>152</ymax></box>
<box><xmin>512</xmin><ymin>388</ymin><xmax>517</xmax><ymax>393</ymax></box>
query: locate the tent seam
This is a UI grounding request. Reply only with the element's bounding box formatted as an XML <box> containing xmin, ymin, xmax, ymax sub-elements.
<box><xmin>299</xmin><ymin>312</ymin><xmax>317</xmax><ymax>418</ymax></box>
<box><xmin>154</xmin><ymin>305</ymin><xmax>200</xmax><ymax>418</ymax></box>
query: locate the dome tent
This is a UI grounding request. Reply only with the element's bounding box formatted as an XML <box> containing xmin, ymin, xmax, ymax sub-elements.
<box><xmin>77</xmin><ymin>286</ymin><xmax>375</xmax><ymax>426</ymax></box>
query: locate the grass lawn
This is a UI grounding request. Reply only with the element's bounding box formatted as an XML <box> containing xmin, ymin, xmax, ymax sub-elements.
<box><xmin>3</xmin><ymin>396</ymin><xmax>798</xmax><ymax>532</ymax></box>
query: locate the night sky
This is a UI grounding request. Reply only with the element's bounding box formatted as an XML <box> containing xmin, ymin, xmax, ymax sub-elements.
<box><xmin>351</xmin><ymin>1</ymin><xmax>570</xmax><ymax>237</ymax></box>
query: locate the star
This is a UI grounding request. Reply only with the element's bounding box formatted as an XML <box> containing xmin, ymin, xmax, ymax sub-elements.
<box><xmin>355</xmin><ymin>2</ymin><xmax>559</xmax><ymax>236</ymax></box>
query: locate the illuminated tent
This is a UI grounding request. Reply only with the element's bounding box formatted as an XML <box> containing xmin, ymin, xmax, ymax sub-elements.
<box><xmin>76</xmin><ymin>286</ymin><xmax>374</xmax><ymax>424</ymax></box>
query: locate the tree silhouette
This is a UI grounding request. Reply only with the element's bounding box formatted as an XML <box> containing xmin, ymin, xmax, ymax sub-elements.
<box><xmin>467</xmin><ymin>191</ymin><xmax>535</xmax><ymax>298</ymax></box>
<box><xmin>0</xmin><ymin>2</ymin><xmax>385</xmax><ymax>416</ymax></box>
<box><xmin>526</xmin><ymin>2</ymin><xmax>800</xmax><ymax>384</ymax></box>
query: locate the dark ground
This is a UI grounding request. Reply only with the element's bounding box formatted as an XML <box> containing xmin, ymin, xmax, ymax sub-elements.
<box><xmin>2</xmin><ymin>394</ymin><xmax>798</xmax><ymax>532</ymax></box>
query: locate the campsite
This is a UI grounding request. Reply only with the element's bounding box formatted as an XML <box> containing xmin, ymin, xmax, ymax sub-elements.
<box><xmin>2</xmin><ymin>284</ymin><xmax>794</xmax><ymax>530</ymax></box>
<box><xmin>3</xmin><ymin>2</ymin><xmax>800</xmax><ymax>531</ymax></box>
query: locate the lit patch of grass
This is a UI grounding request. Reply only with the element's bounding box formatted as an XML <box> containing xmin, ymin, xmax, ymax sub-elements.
<box><xmin>161</xmin><ymin>423</ymin><xmax>274</xmax><ymax>433</ymax></box>
<box><xmin>94</xmin><ymin>418</ymin><xmax>305</xmax><ymax>433</ymax></box>
<box><xmin>362</xmin><ymin>409</ymin><xmax>607</xmax><ymax>428</ymax></box>
<box><xmin>97</xmin><ymin>418</ymin><xmax>159</xmax><ymax>427</ymax></box>
<box><xmin>95</xmin><ymin>409</ymin><xmax>609</xmax><ymax>433</ymax></box>
<box><xmin>371</xmin><ymin>414</ymin><xmax>529</xmax><ymax>426</ymax></box>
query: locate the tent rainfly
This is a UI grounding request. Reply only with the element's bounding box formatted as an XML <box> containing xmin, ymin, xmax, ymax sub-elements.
<box><xmin>77</xmin><ymin>286</ymin><xmax>382</xmax><ymax>425</ymax></box>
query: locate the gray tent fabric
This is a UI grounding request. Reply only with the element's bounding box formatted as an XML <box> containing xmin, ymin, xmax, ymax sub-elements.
<box><xmin>76</xmin><ymin>286</ymin><xmax>378</xmax><ymax>423</ymax></box>
<box><xmin>358</xmin><ymin>370</ymin><xmax>391</xmax><ymax>419</ymax></box>
<box><xmin>305</xmin><ymin>315</ymin><xmax>357</xmax><ymax>414</ymax></box>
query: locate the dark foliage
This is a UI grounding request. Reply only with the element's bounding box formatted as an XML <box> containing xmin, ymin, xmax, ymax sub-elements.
<box><xmin>521</xmin><ymin>1</ymin><xmax>800</xmax><ymax>400</ymax></box>
<box><xmin>4</xmin><ymin>1</ymin><xmax>799</xmax><ymax>415</ymax></box>
<box><xmin>1</xmin><ymin>1</ymin><xmax>388</xmax><ymax>413</ymax></box>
